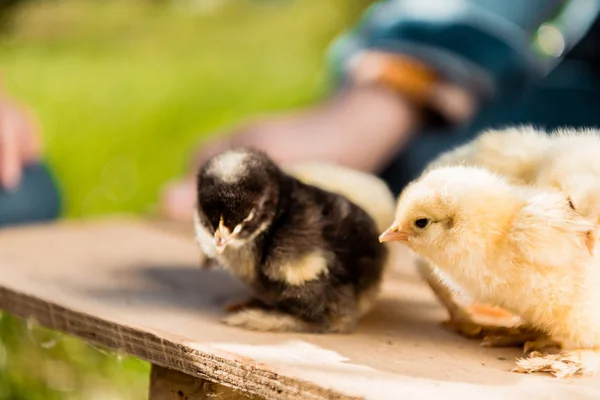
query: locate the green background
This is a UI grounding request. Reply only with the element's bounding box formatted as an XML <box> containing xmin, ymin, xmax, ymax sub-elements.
<box><xmin>0</xmin><ymin>0</ymin><xmax>374</xmax><ymax>398</ymax></box>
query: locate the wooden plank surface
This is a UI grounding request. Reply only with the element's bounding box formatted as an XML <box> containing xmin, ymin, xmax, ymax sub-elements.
<box><xmin>149</xmin><ymin>364</ymin><xmax>265</xmax><ymax>400</ymax></box>
<box><xmin>0</xmin><ymin>218</ymin><xmax>598</xmax><ymax>399</ymax></box>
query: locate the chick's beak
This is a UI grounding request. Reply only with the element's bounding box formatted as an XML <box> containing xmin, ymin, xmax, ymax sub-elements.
<box><xmin>214</xmin><ymin>219</ymin><xmax>231</xmax><ymax>254</ymax></box>
<box><xmin>379</xmin><ymin>224</ymin><xmax>411</xmax><ymax>243</ymax></box>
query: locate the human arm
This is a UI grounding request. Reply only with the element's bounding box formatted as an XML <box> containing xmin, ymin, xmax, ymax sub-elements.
<box><xmin>161</xmin><ymin>0</ymin><xmax>598</xmax><ymax>220</ymax></box>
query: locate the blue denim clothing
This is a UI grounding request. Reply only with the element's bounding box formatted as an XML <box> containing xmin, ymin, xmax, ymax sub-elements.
<box><xmin>330</xmin><ymin>0</ymin><xmax>599</xmax><ymax>104</ymax></box>
<box><xmin>328</xmin><ymin>0</ymin><xmax>600</xmax><ymax>194</ymax></box>
<box><xmin>379</xmin><ymin>60</ymin><xmax>600</xmax><ymax>194</ymax></box>
<box><xmin>0</xmin><ymin>163</ymin><xmax>62</xmax><ymax>227</ymax></box>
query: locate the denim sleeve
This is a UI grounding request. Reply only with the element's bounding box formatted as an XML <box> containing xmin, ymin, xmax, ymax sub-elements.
<box><xmin>328</xmin><ymin>0</ymin><xmax>599</xmax><ymax>105</ymax></box>
<box><xmin>0</xmin><ymin>163</ymin><xmax>62</xmax><ymax>227</ymax></box>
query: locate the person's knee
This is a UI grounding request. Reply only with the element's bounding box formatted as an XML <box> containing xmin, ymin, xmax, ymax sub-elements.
<box><xmin>0</xmin><ymin>163</ymin><xmax>62</xmax><ymax>228</ymax></box>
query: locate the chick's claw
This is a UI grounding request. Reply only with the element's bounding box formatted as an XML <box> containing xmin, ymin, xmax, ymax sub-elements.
<box><xmin>523</xmin><ymin>337</ymin><xmax>562</xmax><ymax>354</ymax></box>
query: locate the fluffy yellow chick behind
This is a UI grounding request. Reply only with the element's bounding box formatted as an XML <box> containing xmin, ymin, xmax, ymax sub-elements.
<box><xmin>423</xmin><ymin>127</ymin><xmax>600</xmax><ymax>346</ymax></box>
<box><xmin>534</xmin><ymin>130</ymin><xmax>600</xmax><ymax>224</ymax></box>
<box><xmin>426</xmin><ymin>125</ymin><xmax>552</xmax><ymax>184</ymax></box>
<box><xmin>431</xmin><ymin>126</ymin><xmax>600</xmax><ymax>224</ymax></box>
<box><xmin>381</xmin><ymin>166</ymin><xmax>600</xmax><ymax>377</ymax></box>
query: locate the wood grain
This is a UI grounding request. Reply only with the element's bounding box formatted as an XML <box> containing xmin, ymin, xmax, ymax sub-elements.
<box><xmin>0</xmin><ymin>218</ymin><xmax>598</xmax><ymax>400</ymax></box>
<box><xmin>149</xmin><ymin>364</ymin><xmax>264</xmax><ymax>400</ymax></box>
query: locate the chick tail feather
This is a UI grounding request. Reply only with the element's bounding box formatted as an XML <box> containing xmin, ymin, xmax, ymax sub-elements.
<box><xmin>222</xmin><ymin>309</ymin><xmax>312</xmax><ymax>332</ymax></box>
<box><xmin>514</xmin><ymin>349</ymin><xmax>600</xmax><ymax>379</ymax></box>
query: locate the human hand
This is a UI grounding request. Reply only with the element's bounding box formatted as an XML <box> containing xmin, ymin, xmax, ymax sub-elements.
<box><xmin>0</xmin><ymin>94</ymin><xmax>42</xmax><ymax>190</ymax></box>
<box><xmin>159</xmin><ymin>85</ymin><xmax>419</xmax><ymax>222</ymax></box>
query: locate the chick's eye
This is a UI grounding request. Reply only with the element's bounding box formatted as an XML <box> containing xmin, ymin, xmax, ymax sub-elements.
<box><xmin>568</xmin><ymin>197</ymin><xmax>576</xmax><ymax>210</ymax></box>
<box><xmin>414</xmin><ymin>218</ymin><xmax>430</xmax><ymax>229</ymax></box>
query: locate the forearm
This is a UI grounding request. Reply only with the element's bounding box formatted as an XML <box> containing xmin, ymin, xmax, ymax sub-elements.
<box><xmin>273</xmin><ymin>86</ymin><xmax>420</xmax><ymax>172</ymax></box>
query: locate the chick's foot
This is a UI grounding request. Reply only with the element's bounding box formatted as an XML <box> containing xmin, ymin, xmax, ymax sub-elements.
<box><xmin>431</xmin><ymin>283</ymin><xmax>531</xmax><ymax>344</ymax></box>
<box><xmin>523</xmin><ymin>337</ymin><xmax>562</xmax><ymax>354</ymax></box>
<box><xmin>222</xmin><ymin>309</ymin><xmax>311</xmax><ymax>332</ymax></box>
<box><xmin>442</xmin><ymin>316</ymin><xmax>537</xmax><ymax>344</ymax></box>
<box><xmin>417</xmin><ymin>258</ymin><xmax>529</xmax><ymax>344</ymax></box>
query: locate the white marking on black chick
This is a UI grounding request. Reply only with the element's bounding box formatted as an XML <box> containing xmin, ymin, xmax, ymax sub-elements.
<box><xmin>274</xmin><ymin>251</ymin><xmax>330</xmax><ymax>286</ymax></box>
<box><xmin>194</xmin><ymin>148</ymin><xmax>387</xmax><ymax>333</ymax></box>
<box><xmin>205</xmin><ymin>150</ymin><xmax>251</xmax><ymax>183</ymax></box>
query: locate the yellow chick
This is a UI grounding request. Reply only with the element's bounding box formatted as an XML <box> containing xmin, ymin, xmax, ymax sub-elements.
<box><xmin>380</xmin><ymin>166</ymin><xmax>600</xmax><ymax>377</ymax></box>
<box><xmin>534</xmin><ymin>129</ymin><xmax>600</xmax><ymax>224</ymax></box>
<box><xmin>405</xmin><ymin>127</ymin><xmax>551</xmax><ymax>341</ymax></box>
<box><xmin>430</xmin><ymin>126</ymin><xmax>600</xmax><ymax>224</ymax></box>
<box><xmin>422</xmin><ymin>127</ymin><xmax>600</xmax><ymax>345</ymax></box>
<box><xmin>427</xmin><ymin>125</ymin><xmax>552</xmax><ymax>184</ymax></box>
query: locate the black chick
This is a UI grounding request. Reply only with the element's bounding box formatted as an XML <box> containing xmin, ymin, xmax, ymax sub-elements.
<box><xmin>194</xmin><ymin>148</ymin><xmax>387</xmax><ymax>333</ymax></box>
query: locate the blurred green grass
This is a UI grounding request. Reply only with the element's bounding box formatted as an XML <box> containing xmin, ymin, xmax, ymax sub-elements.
<box><xmin>0</xmin><ymin>0</ymin><xmax>373</xmax><ymax>398</ymax></box>
<box><xmin>2</xmin><ymin>0</ymin><xmax>372</xmax><ymax>218</ymax></box>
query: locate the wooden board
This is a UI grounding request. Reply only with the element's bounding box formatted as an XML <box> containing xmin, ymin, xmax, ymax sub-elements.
<box><xmin>0</xmin><ymin>218</ymin><xmax>599</xmax><ymax>399</ymax></box>
<box><xmin>148</xmin><ymin>364</ymin><xmax>265</xmax><ymax>400</ymax></box>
